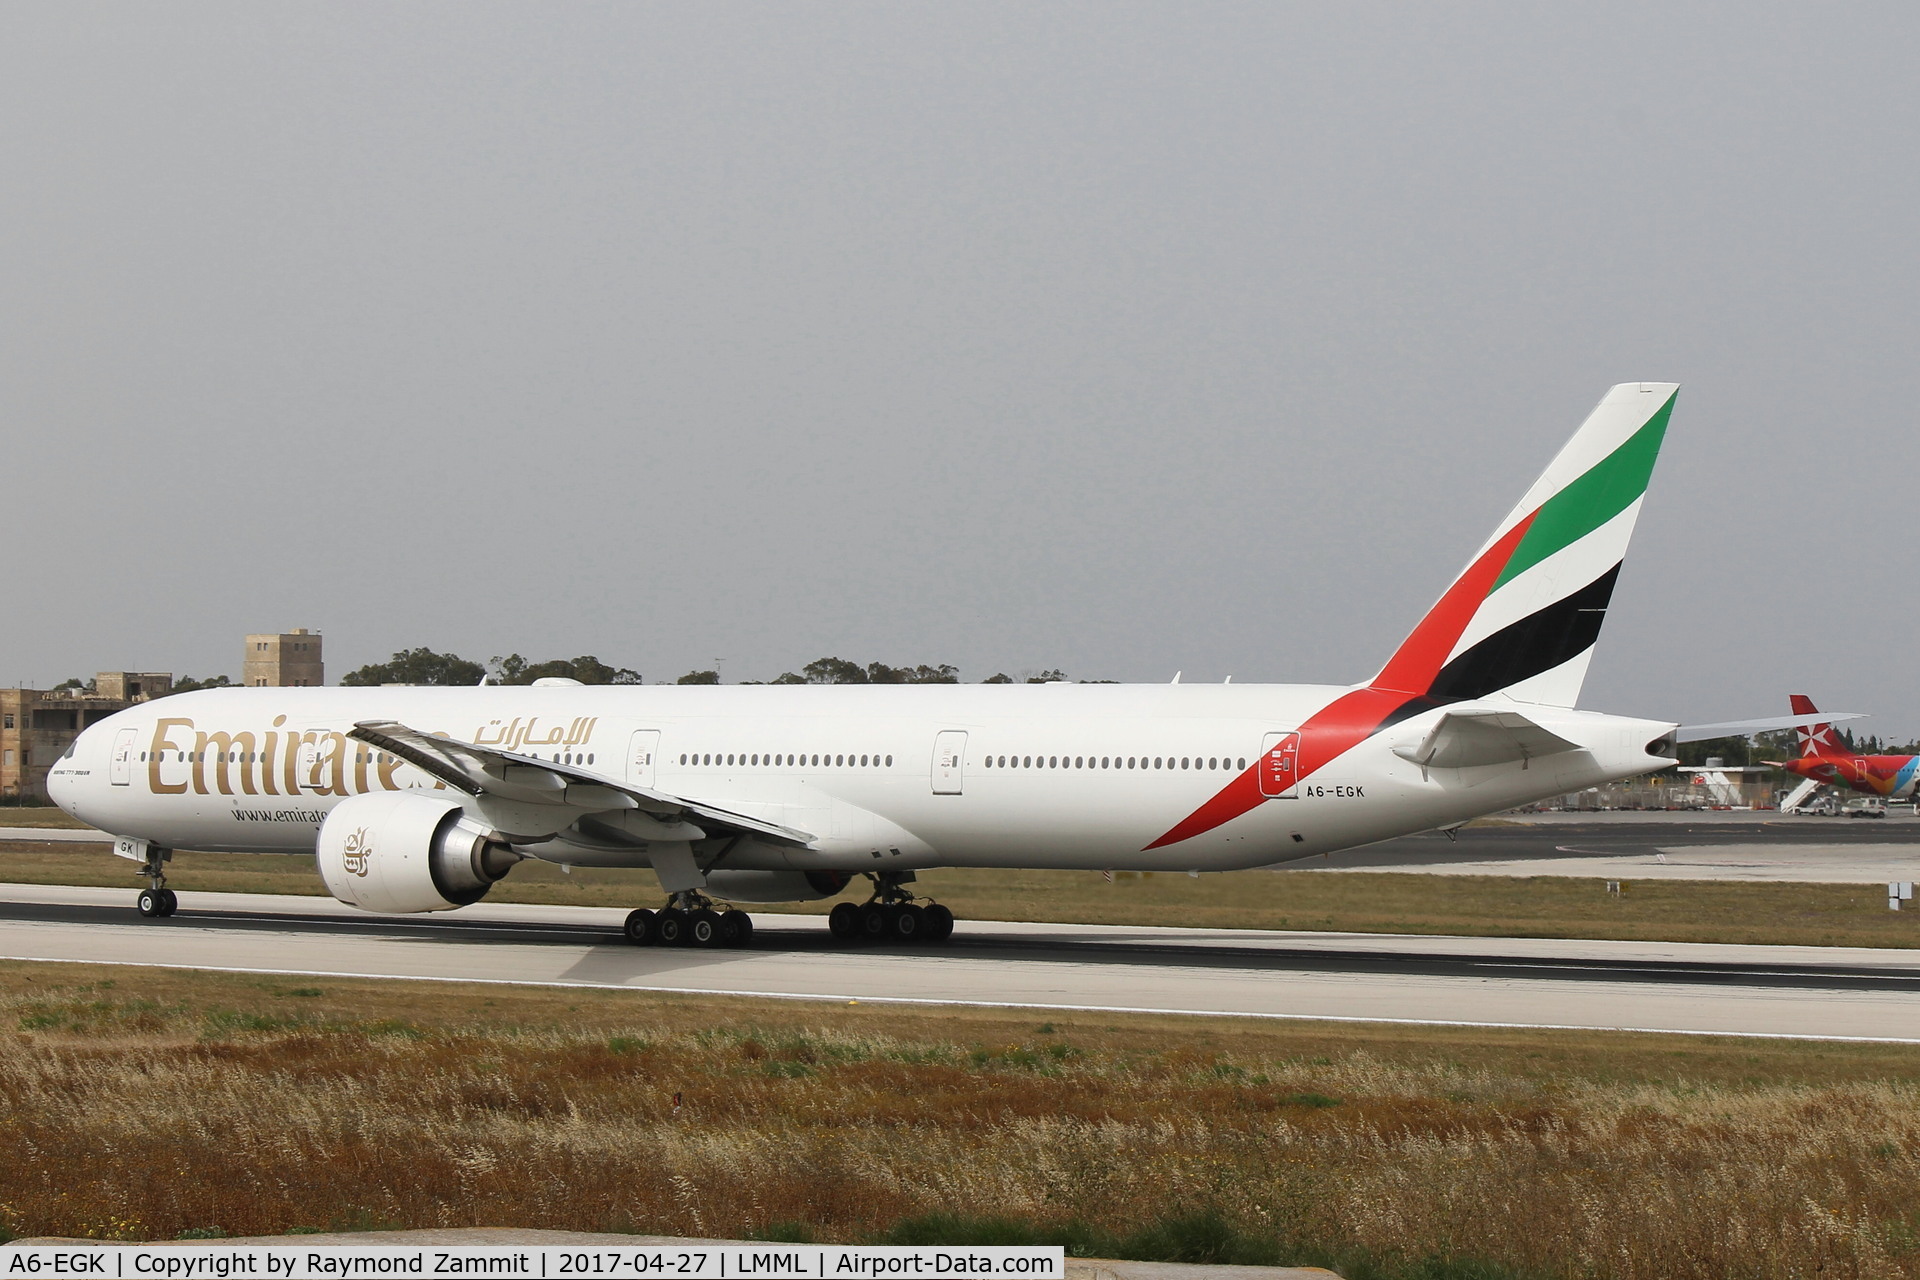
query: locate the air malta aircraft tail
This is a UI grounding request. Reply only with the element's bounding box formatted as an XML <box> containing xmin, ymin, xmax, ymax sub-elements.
<box><xmin>1370</xmin><ymin>381</ymin><xmax>1677</xmax><ymax>710</ymax></box>
<box><xmin>1789</xmin><ymin>694</ymin><xmax>1850</xmax><ymax>758</ymax></box>
<box><xmin>1777</xmin><ymin>694</ymin><xmax>1919</xmax><ymax>804</ymax></box>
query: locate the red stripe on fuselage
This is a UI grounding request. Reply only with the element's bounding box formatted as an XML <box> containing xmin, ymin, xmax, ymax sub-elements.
<box><xmin>1144</xmin><ymin>512</ymin><xmax>1537</xmax><ymax>851</ymax></box>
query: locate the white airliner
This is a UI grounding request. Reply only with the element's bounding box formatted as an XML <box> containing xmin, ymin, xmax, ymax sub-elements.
<box><xmin>49</xmin><ymin>383</ymin><xmax>1684</xmax><ymax>947</ymax></box>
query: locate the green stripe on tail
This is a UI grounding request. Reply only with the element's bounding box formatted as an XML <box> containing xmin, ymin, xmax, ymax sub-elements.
<box><xmin>1490</xmin><ymin>391</ymin><xmax>1676</xmax><ymax>592</ymax></box>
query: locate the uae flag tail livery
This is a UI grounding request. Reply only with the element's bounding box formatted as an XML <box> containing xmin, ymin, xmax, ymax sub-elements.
<box><xmin>1376</xmin><ymin>380</ymin><xmax>1676</xmax><ymax>711</ymax></box>
<box><xmin>1148</xmin><ymin>382</ymin><xmax>1680</xmax><ymax>850</ymax></box>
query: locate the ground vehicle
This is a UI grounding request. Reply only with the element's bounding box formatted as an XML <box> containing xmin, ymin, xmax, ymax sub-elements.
<box><xmin>1843</xmin><ymin>797</ymin><xmax>1887</xmax><ymax>819</ymax></box>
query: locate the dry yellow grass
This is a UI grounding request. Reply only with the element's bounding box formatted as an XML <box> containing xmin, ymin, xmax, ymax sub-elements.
<box><xmin>2</xmin><ymin>962</ymin><xmax>1919</xmax><ymax>1278</ymax></box>
<box><xmin>7</xmin><ymin>842</ymin><xmax>1920</xmax><ymax>949</ymax></box>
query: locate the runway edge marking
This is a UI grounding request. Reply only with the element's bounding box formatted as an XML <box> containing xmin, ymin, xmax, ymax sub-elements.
<box><xmin>3</xmin><ymin>953</ymin><xmax>1918</xmax><ymax>1046</ymax></box>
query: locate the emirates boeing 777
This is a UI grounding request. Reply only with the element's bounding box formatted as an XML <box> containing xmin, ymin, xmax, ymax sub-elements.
<box><xmin>48</xmin><ymin>383</ymin><xmax>1684</xmax><ymax>947</ymax></box>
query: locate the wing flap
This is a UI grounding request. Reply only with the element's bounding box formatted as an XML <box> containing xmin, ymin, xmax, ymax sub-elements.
<box><xmin>348</xmin><ymin>720</ymin><xmax>814</xmax><ymax>846</ymax></box>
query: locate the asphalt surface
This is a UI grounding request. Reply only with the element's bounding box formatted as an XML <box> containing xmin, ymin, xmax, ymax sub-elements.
<box><xmin>5</xmin><ymin>883</ymin><xmax>1919</xmax><ymax>1042</ymax></box>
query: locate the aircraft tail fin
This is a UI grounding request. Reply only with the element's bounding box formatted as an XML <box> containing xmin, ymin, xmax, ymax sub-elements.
<box><xmin>1789</xmin><ymin>694</ymin><xmax>1850</xmax><ymax>758</ymax></box>
<box><xmin>1370</xmin><ymin>382</ymin><xmax>1678</xmax><ymax>708</ymax></box>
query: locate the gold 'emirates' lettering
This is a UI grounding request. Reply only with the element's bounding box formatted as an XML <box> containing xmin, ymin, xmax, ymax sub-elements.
<box><xmin>144</xmin><ymin>717</ymin><xmax>443</xmax><ymax>800</ymax></box>
<box><xmin>141</xmin><ymin>716</ymin><xmax>578</xmax><ymax>799</ymax></box>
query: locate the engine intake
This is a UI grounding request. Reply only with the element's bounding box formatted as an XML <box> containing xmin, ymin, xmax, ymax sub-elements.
<box><xmin>317</xmin><ymin>792</ymin><xmax>520</xmax><ymax>913</ymax></box>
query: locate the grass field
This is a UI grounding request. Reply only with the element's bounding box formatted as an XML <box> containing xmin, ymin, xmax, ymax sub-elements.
<box><xmin>7</xmin><ymin>841</ymin><xmax>1920</xmax><ymax>948</ymax></box>
<box><xmin>2</xmin><ymin>962</ymin><xmax>1917</xmax><ymax>1278</ymax></box>
<box><xmin>0</xmin><ymin>807</ymin><xmax>94</xmax><ymax>828</ymax></box>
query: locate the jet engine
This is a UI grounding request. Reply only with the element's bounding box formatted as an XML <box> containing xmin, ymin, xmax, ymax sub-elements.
<box><xmin>317</xmin><ymin>792</ymin><xmax>520</xmax><ymax>913</ymax></box>
<box><xmin>704</xmin><ymin>869</ymin><xmax>852</xmax><ymax>904</ymax></box>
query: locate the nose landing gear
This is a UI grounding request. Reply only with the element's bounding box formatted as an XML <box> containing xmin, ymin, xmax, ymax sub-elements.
<box><xmin>828</xmin><ymin>872</ymin><xmax>954</xmax><ymax>945</ymax></box>
<box><xmin>623</xmin><ymin>891</ymin><xmax>753</xmax><ymax>948</ymax></box>
<box><xmin>134</xmin><ymin>845</ymin><xmax>177</xmax><ymax>918</ymax></box>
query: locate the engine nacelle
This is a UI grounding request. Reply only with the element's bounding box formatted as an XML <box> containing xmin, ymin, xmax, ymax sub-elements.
<box><xmin>317</xmin><ymin>792</ymin><xmax>520</xmax><ymax>913</ymax></box>
<box><xmin>704</xmin><ymin>869</ymin><xmax>852</xmax><ymax>904</ymax></box>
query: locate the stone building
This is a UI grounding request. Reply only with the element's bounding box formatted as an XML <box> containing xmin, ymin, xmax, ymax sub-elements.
<box><xmin>0</xmin><ymin>673</ymin><xmax>171</xmax><ymax>803</ymax></box>
<box><xmin>243</xmin><ymin>628</ymin><xmax>324</xmax><ymax>687</ymax></box>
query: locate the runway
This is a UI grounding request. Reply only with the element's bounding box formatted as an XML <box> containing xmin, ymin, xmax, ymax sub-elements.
<box><xmin>4</xmin><ymin>883</ymin><xmax>1919</xmax><ymax>1043</ymax></box>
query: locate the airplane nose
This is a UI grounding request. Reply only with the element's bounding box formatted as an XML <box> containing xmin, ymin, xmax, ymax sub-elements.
<box><xmin>46</xmin><ymin>724</ymin><xmax>92</xmax><ymax>814</ymax></box>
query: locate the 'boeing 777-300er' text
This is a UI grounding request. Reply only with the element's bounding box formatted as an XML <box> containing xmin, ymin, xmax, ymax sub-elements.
<box><xmin>49</xmin><ymin>383</ymin><xmax>1684</xmax><ymax>948</ymax></box>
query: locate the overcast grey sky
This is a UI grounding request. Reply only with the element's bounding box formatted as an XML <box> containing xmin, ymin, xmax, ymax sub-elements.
<box><xmin>5</xmin><ymin>4</ymin><xmax>1916</xmax><ymax>735</ymax></box>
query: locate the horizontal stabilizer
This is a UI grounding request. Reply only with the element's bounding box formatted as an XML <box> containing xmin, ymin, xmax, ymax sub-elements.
<box><xmin>1393</xmin><ymin>709</ymin><xmax>1582</xmax><ymax>771</ymax></box>
<box><xmin>1675</xmin><ymin>713</ymin><xmax>1867</xmax><ymax>743</ymax></box>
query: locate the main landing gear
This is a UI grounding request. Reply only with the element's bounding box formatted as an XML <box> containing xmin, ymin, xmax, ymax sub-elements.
<box><xmin>623</xmin><ymin>891</ymin><xmax>754</xmax><ymax>948</ymax></box>
<box><xmin>826</xmin><ymin>871</ymin><xmax>955</xmax><ymax>945</ymax></box>
<box><xmin>135</xmin><ymin>845</ymin><xmax>178</xmax><ymax>918</ymax></box>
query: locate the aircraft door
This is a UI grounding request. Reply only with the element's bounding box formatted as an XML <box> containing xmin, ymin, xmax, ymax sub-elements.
<box><xmin>931</xmin><ymin>730</ymin><xmax>968</xmax><ymax>795</ymax></box>
<box><xmin>1260</xmin><ymin>732</ymin><xmax>1300</xmax><ymax>799</ymax></box>
<box><xmin>297</xmin><ymin>735</ymin><xmax>321</xmax><ymax>789</ymax></box>
<box><xmin>627</xmin><ymin>730</ymin><xmax>661</xmax><ymax>789</ymax></box>
<box><xmin>109</xmin><ymin>727</ymin><xmax>138</xmax><ymax>786</ymax></box>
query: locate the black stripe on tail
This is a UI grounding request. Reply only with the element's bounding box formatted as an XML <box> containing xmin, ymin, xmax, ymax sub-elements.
<box><xmin>1424</xmin><ymin>564</ymin><xmax>1621</xmax><ymax>703</ymax></box>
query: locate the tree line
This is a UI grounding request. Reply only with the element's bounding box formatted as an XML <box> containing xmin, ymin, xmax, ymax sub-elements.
<box><xmin>331</xmin><ymin>649</ymin><xmax>1083</xmax><ymax>687</ymax></box>
<box><xmin>50</xmin><ymin>652</ymin><xmax>1092</xmax><ymax>694</ymax></box>
<box><xmin>338</xmin><ymin>650</ymin><xmax>643</xmax><ymax>687</ymax></box>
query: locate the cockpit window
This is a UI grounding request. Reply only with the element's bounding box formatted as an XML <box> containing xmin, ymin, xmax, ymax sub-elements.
<box><xmin>63</xmin><ymin>738</ymin><xmax>79</xmax><ymax>759</ymax></box>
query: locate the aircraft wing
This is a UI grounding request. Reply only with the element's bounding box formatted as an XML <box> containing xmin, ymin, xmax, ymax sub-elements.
<box><xmin>1676</xmin><ymin>712</ymin><xmax>1866</xmax><ymax>743</ymax></box>
<box><xmin>347</xmin><ymin>720</ymin><xmax>814</xmax><ymax>846</ymax></box>
<box><xmin>1393</xmin><ymin>708</ymin><xmax>1583</xmax><ymax>771</ymax></box>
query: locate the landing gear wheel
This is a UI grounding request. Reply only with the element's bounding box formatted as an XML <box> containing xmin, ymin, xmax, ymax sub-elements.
<box><xmin>157</xmin><ymin>888</ymin><xmax>178</xmax><ymax>917</ymax></box>
<box><xmin>891</xmin><ymin>903</ymin><xmax>925</xmax><ymax>942</ymax></box>
<box><xmin>828</xmin><ymin>901</ymin><xmax>861</xmax><ymax>941</ymax></box>
<box><xmin>923</xmin><ymin>903</ymin><xmax>954</xmax><ymax>942</ymax></box>
<box><xmin>720</xmin><ymin>910</ymin><xmax>753</xmax><ymax>947</ymax></box>
<box><xmin>137</xmin><ymin>888</ymin><xmax>165</xmax><ymax>918</ymax></box>
<box><xmin>688</xmin><ymin>908</ymin><xmax>722</xmax><ymax>947</ymax></box>
<box><xmin>860</xmin><ymin>902</ymin><xmax>890</xmax><ymax>939</ymax></box>
<box><xmin>656</xmin><ymin>907</ymin><xmax>689</xmax><ymax>946</ymax></box>
<box><xmin>623</xmin><ymin>908</ymin><xmax>657</xmax><ymax>946</ymax></box>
